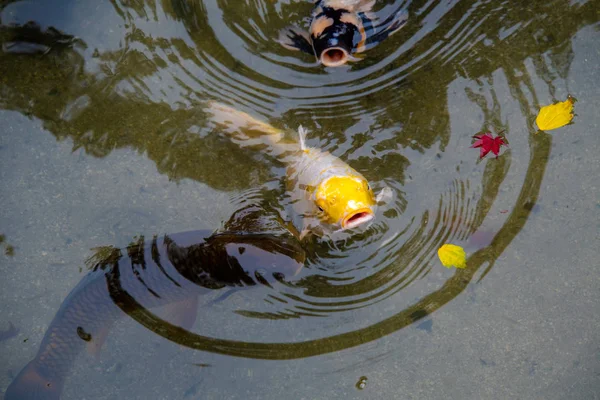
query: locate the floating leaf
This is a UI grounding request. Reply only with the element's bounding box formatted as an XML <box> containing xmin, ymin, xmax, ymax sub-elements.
<box><xmin>535</xmin><ymin>95</ymin><xmax>576</xmax><ymax>131</ymax></box>
<box><xmin>471</xmin><ymin>131</ymin><xmax>508</xmax><ymax>159</ymax></box>
<box><xmin>437</xmin><ymin>244</ymin><xmax>466</xmax><ymax>269</ymax></box>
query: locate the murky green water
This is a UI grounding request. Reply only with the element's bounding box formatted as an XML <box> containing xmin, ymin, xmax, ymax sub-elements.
<box><xmin>1</xmin><ymin>0</ymin><xmax>599</xmax><ymax>399</ymax></box>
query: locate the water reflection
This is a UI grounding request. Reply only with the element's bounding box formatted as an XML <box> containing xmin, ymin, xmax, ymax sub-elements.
<box><xmin>0</xmin><ymin>0</ymin><xmax>596</xmax><ymax>394</ymax></box>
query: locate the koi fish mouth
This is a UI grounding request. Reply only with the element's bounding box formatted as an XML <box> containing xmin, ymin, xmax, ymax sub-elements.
<box><xmin>342</xmin><ymin>208</ymin><xmax>374</xmax><ymax>229</ymax></box>
<box><xmin>320</xmin><ymin>47</ymin><xmax>349</xmax><ymax>67</ymax></box>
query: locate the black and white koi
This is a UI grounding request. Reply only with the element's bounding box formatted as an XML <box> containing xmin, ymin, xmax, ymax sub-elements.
<box><xmin>279</xmin><ymin>0</ymin><xmax>408</xmax><ymax>67</ymax></box>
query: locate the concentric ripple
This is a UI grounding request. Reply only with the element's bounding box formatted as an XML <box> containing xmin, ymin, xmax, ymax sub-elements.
<box><xmin>1</xmin><ymin>0</ymin><xmax>591</xmax><ymax>357</ymax></box>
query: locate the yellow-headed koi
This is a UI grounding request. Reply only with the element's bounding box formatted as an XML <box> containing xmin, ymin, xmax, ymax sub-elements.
<box><xmin>206</xmin><ymin>102</ymin><xmax>390</xmax><ymax>238</ymax></box>
<box><xmin>279</xmin><ymin>0</ymin><xmax>408</xmax><ymax>67</ymax></box>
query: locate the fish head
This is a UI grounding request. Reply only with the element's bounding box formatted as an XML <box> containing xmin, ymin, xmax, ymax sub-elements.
<box><xmin>315</xmin><ymin>175</ymin><xmax>376</xmax><ymax>229</ymax></box>
<box><xmin>279</xmin><ymin>1</ymin><xmax>408</xmax><ymax>68</ymax></box>
<box><xmin>222</xmin><ymin>236</ymin><xmax>306</xmax><ymax>279</ymax></box>
<box><xmin>212</xmin><ymin>204</ymin><xmax>306</xmax><ymax>281</ymax></box>
<box><xmin>310</xmin><ymin>8</ymin><xmax>364</xmax><ymax>67</ymax></box>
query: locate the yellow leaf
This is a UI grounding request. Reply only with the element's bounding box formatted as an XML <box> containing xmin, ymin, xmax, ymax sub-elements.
<box><xmin>535</xmin><ymin>95</ymin><xmax>576</xmax><ymax>131</ymax></box>
<box><xmin>437</xmin><ymin>244</ymin><xmax>466</xmax><ymax>269</ymax></box>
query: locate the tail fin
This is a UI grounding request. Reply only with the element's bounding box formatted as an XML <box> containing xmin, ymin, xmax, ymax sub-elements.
<box><xmin>5</xmin><ymin>361</ymin><xmax>63</xmax><ymax>400</ymax></box>
<box><xmin>205</xmin><ymin>101</ymin><xmax>282</xmax><ymax>137</ymax></box>
<box><xmin>204</xmin><ymin>102</ymin><xmax>299</xmax><ymax>161</ymax></box>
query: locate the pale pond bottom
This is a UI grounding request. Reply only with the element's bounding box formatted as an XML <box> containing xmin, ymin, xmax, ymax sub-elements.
<box><xmin>1</xmin><ymin>26</ymin><xmax>599</xmax><ymax>400</ymax></box>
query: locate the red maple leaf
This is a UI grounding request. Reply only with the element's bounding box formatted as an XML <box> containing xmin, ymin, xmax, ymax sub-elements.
<box><xmin>471</xmin><ymin>131</ymin><xmax>508</xmax><ymax>159</ymax></box>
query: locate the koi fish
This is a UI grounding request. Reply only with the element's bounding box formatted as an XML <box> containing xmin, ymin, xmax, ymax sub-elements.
<box><xmin>4</xmin><ymin>204</ymin><xmax>305</xmax><ymax>400</ymax></box>
<box><xmin>279</xmin><ymin>0</ymin><xmax>408</xmax><ymax>67</ymax></box>
<box><xmin>205</xmin><ymin>102</ymin><xmax>391</xmax><ymax>239</ymax></box>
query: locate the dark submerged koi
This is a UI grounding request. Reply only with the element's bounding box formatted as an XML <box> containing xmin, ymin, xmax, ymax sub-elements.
<box><xmin>4</xmin><ymin>205</ymin><xmax>305</xmax><ymax>400</ymax></box>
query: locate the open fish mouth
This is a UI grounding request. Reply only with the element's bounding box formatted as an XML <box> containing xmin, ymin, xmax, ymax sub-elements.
<box><xmin>342</xmin><ymin>209</ymin><xmax>374</xmax><ymax>229</ymax></box>
<box><xmin>320</xmin><ymin>47</ymin><xmax>349</xmax><ymax>67</ymax></box>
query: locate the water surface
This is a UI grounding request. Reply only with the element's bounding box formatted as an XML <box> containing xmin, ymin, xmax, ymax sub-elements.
<box><xmin>1</xmin><ymin>0</ymin><xmax>599</xmax><ymax>398</ymax></box>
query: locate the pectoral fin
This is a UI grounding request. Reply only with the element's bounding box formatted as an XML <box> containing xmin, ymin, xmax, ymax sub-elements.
<box><xmin>86</xmin><ymin>323</ymin><xmax>113</xmax><ymax>358</ymax></box>
<box><xmin>163</xmin><ymin>296</ymin><xmax>199</xmax><ymax>331</ymax></box>
<box><xmin>299</xmin><ymin>228</ymin><xmax>312</xmax><ymax>241</ymax></box>
<box><xmin>278</xmin><ymin>26</ymin><xmax>314</xmax><ymax>55</ymax></box>
<box><xmin>298</xmin><ymin>216</ymin><xmax>328</xmax><ymax>240</ymax></box>
<box><xmin>376</xmin><ymin>186</ymin><xmax>393</xmax><ymax>205</ymax></box>
<box><xmin>385</xmin><ymin>10</ymin><xmax>409</xmax><ymax>36</ymax></box>
<box><xmin>365</xmin><ymin>9</ymin><xmax>408</xmax><ymax>47</ymax></box>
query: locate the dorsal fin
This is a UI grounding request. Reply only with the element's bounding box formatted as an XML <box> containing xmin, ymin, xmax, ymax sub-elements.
<box><xmin>298</xmin><ymin>125</ymin><xmax>308</xmax><ymax>151</ymax></box>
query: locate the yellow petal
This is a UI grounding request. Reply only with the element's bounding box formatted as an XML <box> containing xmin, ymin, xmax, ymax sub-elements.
<box><xmin>437</xmin><ymin>244</ymin><xmax>467</xmax><ymax>269</ymax></box>
<box><xmin>535</xmin><ymin>96</ymin><xmax>575</xmax><ymax>131</ymax></box>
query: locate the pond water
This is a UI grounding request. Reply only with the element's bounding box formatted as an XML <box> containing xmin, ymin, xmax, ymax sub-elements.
<box><xmin>1</xmin><ymin>0</ymin><xmax>599</xmax><ymax>399</ymax></box>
